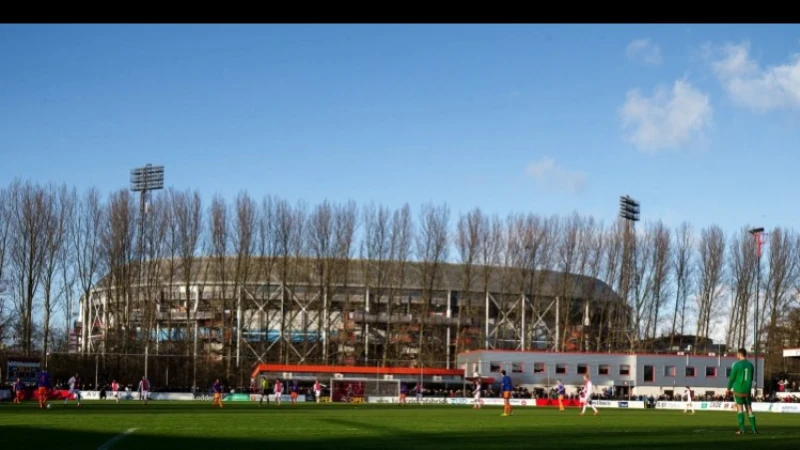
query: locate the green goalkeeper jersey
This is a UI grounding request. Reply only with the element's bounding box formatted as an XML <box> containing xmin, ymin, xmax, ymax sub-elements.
<box><xmin>727</xmin><ymin>359</ymin><xmax>754</xmax><ymax>394</ymax></box>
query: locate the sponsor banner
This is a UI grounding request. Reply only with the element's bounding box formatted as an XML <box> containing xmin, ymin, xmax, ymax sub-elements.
<box><xmin>222</xmin><ymin>393</ymin><xmax>252</xmax><ymax>402</ymax></box>
<box><xmin>448</xmin><ymin>397</ymin><xmax>471</xmax><ymax>406</ymax></box>
<box><xmin>535</xmin><ymin>398</ymin><xmax>645</xmax><ymax>409</ymax></box>
<box><xmin>657</xmin><ymin>401</ymin><xmax>798</xmax><ymax>413</ymax></box>
<box><xmin>243</xmin><ymin>394</ymin><xmax>304</xmax><ymax>403</ymax></box>
<box><xmin>778</xmin><ymin>403</ymin><xmax>800</xmax><ymax>414</ymax></box>
<box><xmin>366</xmin><ymin>396</ymin><xmax>536</xmax><ymax>407</ymax></box>
<box><xmin>591</xmin><ymin>400</ymin><xmax>645</xmax><ymax>409</ymax></box>
<box><xmin>149</xmin><ymin>392</ymin><xmax>195</xmax><ymax>401</ymax></box>
<box><xmin>0</xmin><ymin>389</ymin><xmax>12</xmax><ymax>400</ymax></box>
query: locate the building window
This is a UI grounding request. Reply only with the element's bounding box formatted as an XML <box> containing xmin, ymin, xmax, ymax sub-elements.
<box><xmin>620</xmin><ymin>364</ymin><xmax>630</xmax><ymax>376</ymax></box>
<box><xmin>532</xmin><ymin>362</ymin><xmax>545</xmax><ymax>374</ymax></box>
<box><xmin>556</xmin><ymin>364</ymin><xmax>567</xmax><ymax>374</ymax></box>
<box><xmin>664</xmin><ymin>365</ymin><xmax>676</xmax><ymax>377</ymax></box>
<box><xmin>577</xmin><ymin>364</ymin><xmax>588</xmax><ymax>375</ymax></box>
<box><xmin>490</xmin><ymin>361</ymin><xmax>502</xmax><ymax>372</ymax></box>
<box><xmin>512</xmin><ymin>362</ymin><xmax>525</xmax><ymax>373</ymax></box>
<box><xmin>644</xmin><ymin>365</ymin><xmax>655</xmax><ymax>382</ymax></box>
<box><xmin>685</xmin><ymin>366</ymin><xmax>696</xmax><ymax>377</ymax></box>
<box><xmin>598</xmin><ymin>364</ymin><xmax>610</xmax><ymax>375</ymax></box>
<box><xmin>706</xmin><ymin>366</ymin><xmax>717</xmax><ymax>377</ymax></box>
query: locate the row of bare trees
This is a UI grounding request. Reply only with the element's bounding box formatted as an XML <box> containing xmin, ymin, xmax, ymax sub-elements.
<box><xmin>1</xmin><ymin>179</ymin><xmax>799</xmax><ymax>383</ymax></box>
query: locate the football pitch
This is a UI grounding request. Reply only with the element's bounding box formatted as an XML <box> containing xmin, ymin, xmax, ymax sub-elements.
<box><xmin>1</xmin><ymin>402</ymin><xmax>799</xmax><ymax>449</ymax></box>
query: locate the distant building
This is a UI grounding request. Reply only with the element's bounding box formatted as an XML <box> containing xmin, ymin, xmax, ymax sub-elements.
<box><xmin>456</xmin><ymin>349</ymin><xmax>765</xmax><ymax>397</ymax></box>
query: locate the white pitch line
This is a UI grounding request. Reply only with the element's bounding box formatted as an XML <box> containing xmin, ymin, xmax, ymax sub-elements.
<box><xmin>98</xmin><ymin>427</ymin><xmax>138</xmax><ymax>450</ymax></box>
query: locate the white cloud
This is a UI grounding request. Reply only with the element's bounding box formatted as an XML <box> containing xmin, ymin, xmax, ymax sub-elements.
<box><xmin>709</xmin><ymin>40</ymin><xmax>800</xmax><ymax>112</ymax></box>
<box><xmin>524</xmin><ymin>157</ymin><xmax>587</xmax><ymax>194</ymax></box>
<box><xmin>619</xmin><ymin>79</ymin><xmax>713</xmax><ymax>153</ymax></box>
<box><xmin>626</xmin><ymin>38</ymin><xmax>662</xmax><ymax>66</ymax></box>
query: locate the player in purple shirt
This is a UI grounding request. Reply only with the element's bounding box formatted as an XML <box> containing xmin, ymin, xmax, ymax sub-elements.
<box><xmin>36</xmin><ymin>370</ymin><xmax>51</xmax><ymax>409</ymax></box>
<box><xmin>212</xmin><ymin>379</ymin><xmax>223</xmax><ymax>408</ymax></box>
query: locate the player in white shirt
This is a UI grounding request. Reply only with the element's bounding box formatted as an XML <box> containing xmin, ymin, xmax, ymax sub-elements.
<box><xmin>138</xmin><ymin>376</ymin><xmax>150</xmax><ymax>405</ymax></box>
<box><xmin>65</xmin><ymin>373</ymin><xmax>82</xmax><ymax>407</ymax></box>
<box><xmin>579</xmin><ymin>374</ymin><xmax>598</xmax><ymax>416</ymax></box>
<box><xmin>683</xmin><ymin>386</ymin><xmax>695</xmax><ymax>414</ymax></box>
<box><xmin>472</xmin><ymin>375</ymin><xmax>482</xmax><ymax>409</ymax></box>
<box><xmin>111</xmin><ymin>379</ymin><xmax>120</xmax><ymax>403</ymax></box>
<box><xmin>313</xmin><ymin>379</ymin><xmax>322</xmax><ymax>404</ymax></box>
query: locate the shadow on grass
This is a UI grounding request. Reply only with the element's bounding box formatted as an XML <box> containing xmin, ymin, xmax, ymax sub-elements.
<box><xmin>1</xmin><ymin>424</ymin><xmax>797</xmax><ymax>450</ymax></box>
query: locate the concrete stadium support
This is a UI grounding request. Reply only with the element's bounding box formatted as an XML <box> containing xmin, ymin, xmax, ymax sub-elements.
<box><xmin>78</xmin><ymin>257</ymin><xmax>627</xmax><ymax>370</ymax></box>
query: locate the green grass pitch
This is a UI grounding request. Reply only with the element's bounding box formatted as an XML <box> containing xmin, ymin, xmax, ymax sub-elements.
<box><xmin>1</xmin><ymin>401</ymin><xmax>798</xmax><ymax>449</ymax></box>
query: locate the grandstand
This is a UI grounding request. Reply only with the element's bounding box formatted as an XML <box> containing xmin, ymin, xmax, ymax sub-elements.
<box><xmin>77</xmin><ymin>257</ymin><xmax>627</xmax><ymax>383</ymax></box>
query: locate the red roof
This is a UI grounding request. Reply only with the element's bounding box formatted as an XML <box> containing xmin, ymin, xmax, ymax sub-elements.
<box><xmin>251</xmin><ymin>364</ymin><xmax>464</xmax><ymax>379</ymax></box>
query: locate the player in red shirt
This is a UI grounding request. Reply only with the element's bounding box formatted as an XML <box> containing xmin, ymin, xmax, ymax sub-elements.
<box><xmin>111</xmin><ymin>379</ymin><xmax>120</xmax><ymax>403</ymax></box>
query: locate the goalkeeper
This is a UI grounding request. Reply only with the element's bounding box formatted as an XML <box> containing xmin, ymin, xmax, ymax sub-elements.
<box><xmin>727</xmin><ymin>347</ymin><xmax>758</xmax><ymax>435</ymax></box>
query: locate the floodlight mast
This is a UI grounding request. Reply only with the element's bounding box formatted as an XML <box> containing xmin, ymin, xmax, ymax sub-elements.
<box><xmin>129</xmin><ymin>164</ymin><xmax>164</xmax><ymax>379</ymax></box>
<box><xmin>749</xmin><ymin>226</ymin><xmax>765</xmax><ymax>397</ymax></box>
<box><xmin>617</xmin><ymin>195</ymin><xmax>640</xmax><ymax>351</ymax></box>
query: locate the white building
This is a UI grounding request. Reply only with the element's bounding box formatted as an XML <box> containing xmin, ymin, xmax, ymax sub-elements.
<box><xmin>456</xmin><ymin>349</ymin><xmax>765</xmax><ymax>398</ymax></box>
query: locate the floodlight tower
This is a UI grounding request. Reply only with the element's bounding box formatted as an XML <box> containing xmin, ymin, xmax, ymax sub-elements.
<box><xmin>618</xmin><ymin>195</ymin><xmax>640</xmax><ymax>350</ymax></box>
<box><xmin>130</xmin><ymin>164</ymin><xmax>164</xmax><ymax>377</ymax></box>
<box><xmin>130</xmin><ymin>164</ymin><xmax>164</xmax><ymax>264</ymax></box>
<box><xmin>749</xmin><ymin>226</ymin><xmax>764</xmax><ymax>396</ymax></box>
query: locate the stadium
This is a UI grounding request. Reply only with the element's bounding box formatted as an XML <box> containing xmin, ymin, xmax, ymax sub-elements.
<box><xmin>76</xmin><ymin>256</ymin><xmax>628</xmax><ymax>386</ymax></box>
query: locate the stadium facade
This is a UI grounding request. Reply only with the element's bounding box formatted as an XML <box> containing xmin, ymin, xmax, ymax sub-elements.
<box><xmin>78</xmin><ymin>257</ymin><xmax>628</xmax><ymax>370</ymax></box>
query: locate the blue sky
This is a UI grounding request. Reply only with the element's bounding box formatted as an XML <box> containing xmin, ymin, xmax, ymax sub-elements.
<box><xmin>2</xmin><ymin>24</ymin><xmax>800</xmax><ymax>236</ymax></box>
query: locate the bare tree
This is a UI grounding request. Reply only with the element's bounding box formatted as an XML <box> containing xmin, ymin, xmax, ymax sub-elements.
<box><xmin>8</xmin><ymin>180</ymin><xmax>49</xmax><ymax>355</ymax></box>
<box><xmin>232</xmin><ymin>191</ymin><xmax>257</xmax><ymax>375</ymax></box>
<box><xmin>726</xmin><ymin>227</ymin><xmax>758</xmax><ymax>350</ymax></box>
<box><xmin>100</xmin><ymin>189</ymin><xmax>139</xmax><ymax>359</ymax></box>
<box><xmin>455</xmin><ymin>207</ymin><xmax>482</xmax><ymax>355</ymax></box>
<box><xmin>670</xmin><ymin>222</ymin><xmax>694</xmax><ymax>347</ymax></box>
<box><xmin>209</xmin><ymin>194</ymin><xmax>231</xmax><ymax>375</ymax></box>
<box><xmin>581</xmin><ymin>219</ymin><xmax>605</xmax><ymax>351</ymax></box>
<box><xmin>387</xmin><ymin>203</ymin><xmax>413</xmax><ymax>365</ymax></box>
<box><xmin>309</xmin><ymin>200</ymin><xmax>335</xmax><ymax>363</ymax></box>
<box><xmin>555</xmin><ymin>213</ymin><xmax>581</xmax><ymax>352</ymax></box>
<box><xmin>600</xmin><ymin>219</ymin><xmax>625</xmax><ymax>351</ymax></box>
<box><xmin>40</xmin><ymin>184</ymin><xmax>71</xmax><ymax>358</ymax></box>
<box><xmin>254</xmin><ymin>196</ymin><xmax>278</xmax><ymax>363</ymax></box>
<box><xmin>58</xmin><ymin>189</ymin><xmax>78</xmax><ymax>345</ymax></box>
<box><xmin>695</xmin><ymin>225</ymin><xmax>726</xmax><ymax>349</ymax></box>
<box><xmin>0</xmin><ymin>187</ymin><xmax>12</xmax><ymax>343</ymax></box>
<box><xmin>643</xmin><ymin>221</ymin><xmax>671</xmax><ymax>341</ymax></box>
<box><xmin>73</xmin><ymin>187</ymin><xmax>104</xmax><ymax>355</ymax></box>
<box><xmin>169</xmin><ymin>188</ymin><xmax>203</xmax><ymax>383</ymax></box>
<box><xmin>331</xmin><ymin>201</ymin><xmax>356</xmax><ymax>362</ymax></box>
<box><xmin>415</xmin><ymin>202</ymin><xmax>449</xmax><ymax>365</ymax></box>
<box><xmin>763</xmin><ymin>227</ymin><xmax>799</xmax><ymax>373</ymax></box>
<box><xmin>274</xmin><ymin>198</ymin><xmax>294</xmax><ymax>363</ymax></box>
<box><xmin>477</xmin><ymin>214</ymin><xmax>502</xmax><ymax>349</ymax></box>
<box><xmin>362</xmin><ymin>202</ymin><xmax>392</xmax><ymax>365</ymax></box>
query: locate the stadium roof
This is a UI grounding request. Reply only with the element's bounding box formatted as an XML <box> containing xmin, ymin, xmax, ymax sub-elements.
<box><xmin>94</xmin><ymin>257</ymin><xmax>622</xmax><ymax>301</ymax></box>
